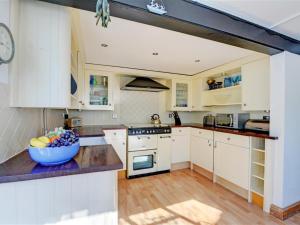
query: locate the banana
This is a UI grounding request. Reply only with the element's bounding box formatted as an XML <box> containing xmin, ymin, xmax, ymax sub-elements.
<box><xmin>30</xmin><ymin>138</ymin><xmax>47</xmax><ymax>148</ymax></box>
<box><xmin>38</xmin><ymin>136</ymin><xmax>50</xmax><ymax>144</ymax></box>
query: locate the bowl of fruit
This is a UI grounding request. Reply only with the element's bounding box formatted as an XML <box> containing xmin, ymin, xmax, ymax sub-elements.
<box><xmin>28</xmin><ymin>128</ymin><xmax>80</xmax><ymax>166</ymax></box>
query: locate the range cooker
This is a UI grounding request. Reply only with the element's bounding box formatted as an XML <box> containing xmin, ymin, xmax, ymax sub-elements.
<box><xmin>127</xmin><ymin>124</ymin><xmax>172</xmax><ymax>178</ymax></box>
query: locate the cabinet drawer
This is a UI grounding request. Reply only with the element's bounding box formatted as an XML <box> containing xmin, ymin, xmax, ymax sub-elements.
<box><xmin>191</xmin><ymin>128</ymin><xmax>213</xmax><ymax>140</ymax></box>
<box><xmin>103</xmin><ymin>129</ymin><xmax>126</xmax><ymax>138</ymax></box>
<box><xmin>171</xmin><ymin>127</ymin><xmax>190</xmax><ymax>136</ymax></box>
<box><xmin>128</xmin><ymin>135</ymin><xmax>157</xmax><ymax>151</ymax></box>
<box><xmin>214</xmin><ymin>132</ymin><xmax>250</xmax><ymax>148</ymax></box>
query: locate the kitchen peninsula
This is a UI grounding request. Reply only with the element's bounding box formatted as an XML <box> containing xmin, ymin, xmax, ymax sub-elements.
<box><xmin>0</xmin><ymin>142</ymin><xmax>122</xmax><ymax>225</ymax></box>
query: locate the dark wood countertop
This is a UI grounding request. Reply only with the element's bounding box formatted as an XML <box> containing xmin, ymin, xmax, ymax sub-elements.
<box><xmin>75</xmin><ymin>125</ymin><xmax>127</xmax><ymax>138</ymax></box>
<box><xmin>0</xmin><ymin>145</ymin><xmax>123</xmax><ymax>184</ymax></box>
<box><xmin>170</xmin><ymin>123</ymin><xmax>278</xmax><ymax>140</ymax></box>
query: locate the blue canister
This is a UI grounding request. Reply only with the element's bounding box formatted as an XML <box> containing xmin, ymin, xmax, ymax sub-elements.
<box><xmin>224</xmin><ymin>77</ymin><xmax>232</xmax><ymax>88</ymax></box>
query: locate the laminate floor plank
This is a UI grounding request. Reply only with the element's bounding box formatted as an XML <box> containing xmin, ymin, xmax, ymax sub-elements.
<box><xmin>118</xmin><ymin>169</ymin><xmax>299</xmax><ymax>225</ymax></box>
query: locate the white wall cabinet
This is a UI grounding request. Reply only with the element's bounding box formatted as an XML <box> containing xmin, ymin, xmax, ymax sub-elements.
<box><xmin>241</xmin><ymin>58</ymin><xmax>270</xmax><ymax>111</ymax></box>
<box><xmin>190</xmin><ymin>128</ymin><xmax>214</xmax><ymax>172</ymax></box>
<box><xmin>84</xmin><ymin>70</ymin><xmax>114</xmax><ymax>110</ymax></box>
<box><xmin>104</xmin><ymin>129</ymin><xmax>127</xmax><ymax>170</ymax></box>
<box><xmin>167</xmin><ymin>79</ymin><xmax>192</xmax><ymax>111</ymax></box>
<box><xmin>171</xmin><ymin>128</ymin><xmax>190</xmax><ymax>163</ymax></box>
<box><xmin>10</xmin><ymin>0</ymin><xmax>71</xmax><ymax>108</ymax></box>
<box><xmin>214</xmin><ymin>132</ymin><xmax>250</xmax><ymax>190</ymax></box>
<box><xmin>191</xmin><ymin>78</ymin><xmax>205</xmax><ymax>111</ymax></box>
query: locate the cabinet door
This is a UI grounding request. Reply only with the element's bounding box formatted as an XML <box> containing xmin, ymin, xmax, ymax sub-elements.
<box><xmin>241</xmin><ymin>58</ymin><xmax>270</xmax><ymax>111</ymax></box>
<box><xmin>214</xmin><ymin>141</ymin><xmax>249</xmax><ymax>189</ymax></box>
<box><xmin>157</xmin><ymin>134</ymin><xmax>172</xmax><ymax>171</ymax></box>
<box><xmin>105</xmin><ymin>138</ymin><xmax>126</xmax><ymax>170</ymax></box>
<box><xmin>191</xmin><ymin>136</ymin><xmax>213</xmax><ymax>172</ymax></box>
<box><xmin>171</xmin><ymin>135</ymin><xmax>190</xmax><ymax>163</ymax></box>
<box><xmin>171</xmin><ymin>80</ymin><xmax>192</xmax><ymax>111</ymax></box>
<box><xmin>84</xmin><ymin>70</ymin><xmax>113</xmax><ymax>110</ymax></box>
<box><xmin>191</xmin><ymin>78</ymin><xmax>204</xmax><ymax>111</ymax></box>
<box><xmin>11</xmin><ymin>0</ymin><xmax>71</xmax><ymax>108</ymax></box>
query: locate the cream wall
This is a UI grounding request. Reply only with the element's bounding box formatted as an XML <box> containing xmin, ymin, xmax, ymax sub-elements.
<box><xmin>270</xmin><ymin>51</ymin><xmax>300</xmax><ymax>208</ymax></box>
<box><xmin>0</xmin><ymin>0</ymin><xmax>42</xmax><ymax>163</ymax></box>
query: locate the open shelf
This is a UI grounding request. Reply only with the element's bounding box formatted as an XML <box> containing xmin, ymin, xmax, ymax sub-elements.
<box><xmin>252</xmin><ymin>164</ymin><xmax>265</xmax><ymax>179</ymax></box>
<box><xmin>251</xmin><ymin>177</ymin><xmax>264</xmax><ymax>196</ymax></box>
<box><xmin>253</xmin><ymin>148</ymin><xmax>265</xmax><ymax>153</ymax></box>
<box><xmin>202</xmin><ymin>84</ymin><xmax>241</xmax><ymax>107</ymax></box>
<box><xmin>252</xmin><ymin>161</ymin><xmax>265</xmax><ymax>167</ymax></box>
<box><xmin>203</xmin><ymin>84</ymin><xmax>241</xmax><ymax>93</ymax></box>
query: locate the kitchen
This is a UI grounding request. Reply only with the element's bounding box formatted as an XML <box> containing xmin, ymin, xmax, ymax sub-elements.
<box><xmin>0</xmin><ymin>0</ymin><xmax>300</xmax><ymax>225</ymax></box>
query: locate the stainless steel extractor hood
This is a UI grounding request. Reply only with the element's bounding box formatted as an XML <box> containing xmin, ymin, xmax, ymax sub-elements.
<box><xmin>121</xmin><ymin>77</ymin><xmax>169</xmax><ymax>92</ymax></box>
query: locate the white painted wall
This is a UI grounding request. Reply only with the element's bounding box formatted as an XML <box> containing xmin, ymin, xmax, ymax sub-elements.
<box><xmin>270</xmin><ymin>51</ymin><xmax>300</xmax><ymax>208</ymax></box>
<box><xmin>0</xmin><ymin>0</ymin><xmax>42</xmax><ymax>163</ymax></box>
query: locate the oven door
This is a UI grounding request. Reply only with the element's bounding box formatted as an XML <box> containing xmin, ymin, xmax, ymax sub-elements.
<box><xmin>128</xmin><ymin>149</ymin><xmax>158</xmax><ymax>177</ymax></box>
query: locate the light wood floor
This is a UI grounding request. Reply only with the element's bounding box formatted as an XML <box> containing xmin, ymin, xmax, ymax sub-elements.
<box><xmin>118</xmin><ymin>169</ymin><xmax>300</xmax><ymax>225</ymax></box>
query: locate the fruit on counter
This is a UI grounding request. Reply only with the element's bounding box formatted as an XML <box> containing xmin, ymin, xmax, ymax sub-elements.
<box><xmin>38</xmin><ymin>136</ymin><xmax>50</xmax><ymax>144</ymax></box>
<box><xmin>30</xmin><ymin>138</ymin><xmax>47</xmax><ymax>148</ymax></box>
<box><xmin>29</xmin><ymin>127</ymin><xmax>79</xmax><ymax>148</ymax></box>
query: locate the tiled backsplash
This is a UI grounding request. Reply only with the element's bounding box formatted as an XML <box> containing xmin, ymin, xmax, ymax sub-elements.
<box><xmin>0</xmin><ymin>84</ymin><xmax>42</xmax><ymax>163</ymax></box>
<box><xmin>47</xmin><ymin>90</ymin><xmax>203</xmax><ymax>129</ymax></box>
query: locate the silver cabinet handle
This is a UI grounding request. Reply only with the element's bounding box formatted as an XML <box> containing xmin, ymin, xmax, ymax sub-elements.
<box><xmin>227</xmin><ymin>137</ymin><xmax>231</xmax><ymax>141</ymax></box>
<box><xmin>154</xmin><ymin>152</ymin><xmax>157</xmax><ymax>164</ymax></box>
<box><xmin>160</xmin><ymin>136</ymin><xmax>171</xmax><ymax>138</ymax></box>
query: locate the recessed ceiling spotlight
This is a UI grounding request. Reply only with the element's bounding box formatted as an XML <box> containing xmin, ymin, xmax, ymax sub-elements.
<box><xmin>195</xmin><ymin>59</ymin><xmax>201</xmax><ymax>63</ymax></box>
<box><xmin>152</xmin><ymin>52</ymin><xmax>159</xmax><ymax>56</ymax></box>
<box><xmin>101</xmin><ymin>43</ymin><xmax>108</xmax><ymax>47</ymax></box>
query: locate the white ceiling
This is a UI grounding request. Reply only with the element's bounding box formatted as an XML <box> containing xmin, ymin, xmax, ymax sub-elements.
<box><xmin>77</xmin><ymin>10</ymin><xmax>256</xmax><ymax>75</ymax></box>
<box><xmin>194</xmin><ymin>0</ymin><xmax>300</xmax><ymax>41</ymax></box>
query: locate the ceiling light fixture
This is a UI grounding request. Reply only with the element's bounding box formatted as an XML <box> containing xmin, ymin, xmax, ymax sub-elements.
<box><xmin>195</xmin><ymin>59</ymin><xmax>200</xmax><ymax>63</ymax></box>
<box><xmin>101</xmin><ymin>43</ymin><xmax>108</xmax><ymax>47</ymax></box>
<box><xmin>152</xmin><ymin>52</ymin><xmax>159</xmax><ymax>56</ymax></box>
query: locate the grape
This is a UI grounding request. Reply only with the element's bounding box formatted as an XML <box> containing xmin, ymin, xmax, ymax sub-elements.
<box><xmin>53</xmin><ymin>140</ymin><xmax>58</xmax><ymax>145</ymax></box>
<box><xmin>65</xmin><ymin>134</ymin><xmax>70</xmax><ymax>139</ymax></box>
<box><xmin>64</xmin><ymin>142</ymin><xmax>69</xmax><ymax>146</ymax></box>
<box><xmin>57</xmin><ymin>143</ymin><xmax>61</xmax><ymax>147</ymax></box>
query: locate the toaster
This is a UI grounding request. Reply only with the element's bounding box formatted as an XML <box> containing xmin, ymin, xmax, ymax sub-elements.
<box><xmin>203</xmin><ymin>114</ymin><xmax>215</xmax><ymax>127</ymax></box>
<box><xmin>67</xmin><ymin>117</ymin><xmax>82</xmax><ymax>128</ymax></box>
<box><xmin>244</xmin><ymin>119</ymin><xmax>270</xmax><ymax>133</ymax></box>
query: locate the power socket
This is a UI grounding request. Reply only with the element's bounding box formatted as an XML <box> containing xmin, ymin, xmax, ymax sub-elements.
<box><xmin>112</xmin><ymin>113</ymin><xmax>118</xmax><ymax>119</ymax></box>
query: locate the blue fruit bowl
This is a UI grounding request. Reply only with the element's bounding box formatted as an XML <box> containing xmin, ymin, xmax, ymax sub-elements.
<box><xmin>28</xmin><ymin>142</ymin><xmax>80</xmax><ymax>166</ymax></box>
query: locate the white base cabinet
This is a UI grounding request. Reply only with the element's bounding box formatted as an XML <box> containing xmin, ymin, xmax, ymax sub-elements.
<box><xmin>171</xmin><ymin>128</ymin><xmax>190</xmax><ymax>163</ymax></box>
<box><xmin>104</xmin><ymin>130</ymin><xmax>127</xmax><ymax>170</ymax></box>
<box><xmin>214</xmin><ymin>133</ymin><xmax>250</xmax><ymax>190</ymax></box>
<box><xmin>190</xmin><ymin>129</ymin><xmax>214</xmax><ymax>172</ymax></box>
<box><xmin>157</xmin><ymin>134</ymin><xmax>172</xmax><ymax>171</ymax></box>
<box><xmin>0</xmin><ymin>171</ymin><xmax>118</xmax><ymax>225</ymax></box>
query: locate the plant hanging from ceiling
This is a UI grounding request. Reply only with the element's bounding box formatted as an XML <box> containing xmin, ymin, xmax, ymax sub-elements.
<box><xmin>95</xmin><ymin>0</ymin><xmax>111</xmax><ymax>28</ymax></box>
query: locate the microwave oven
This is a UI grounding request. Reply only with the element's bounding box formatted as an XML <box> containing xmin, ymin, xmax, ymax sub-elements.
<box><xmin>215</xmin><ymin>113</ymin><xmax>250</xmax><ymax>129</ymax></box>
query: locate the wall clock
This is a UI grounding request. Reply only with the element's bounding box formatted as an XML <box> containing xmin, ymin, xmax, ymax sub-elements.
<box><xmin>0</xmin><ymin>23</ymin><xmax>15</xmax><ymax>65</ymax></box>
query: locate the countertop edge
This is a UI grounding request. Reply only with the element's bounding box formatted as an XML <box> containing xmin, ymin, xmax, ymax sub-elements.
<box><xmin>0</xmin><ymin>145</ymin><xmax>123</xmax><ymax>184</ymax></box>
<box><xmin>170</xmin><ymin>124</ymin><xmax>278</xmax><ymax>140</ymax></box>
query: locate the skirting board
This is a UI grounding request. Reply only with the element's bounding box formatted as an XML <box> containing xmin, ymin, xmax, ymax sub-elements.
<box><xmin>270</xmin><ymin>201</ymin><xmax>300</xmax><ymax>220</ymax></box>
<box><xmin>171</xmin><ymin>161</ymin><xmax>190</xmax><ymax>171</ymax></box>
<box><xmin>191</xmin><ymin>164</ymin><xmax>213</xmax><ymax>181</ymax></box>
<box><xmin>214</xmin><ymin>175</ymin><xmax>248</xmax><ymax>200</ymax></box>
